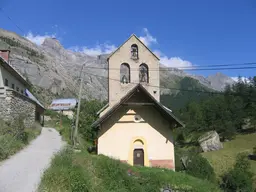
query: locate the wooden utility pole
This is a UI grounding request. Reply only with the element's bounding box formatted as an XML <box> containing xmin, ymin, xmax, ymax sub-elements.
<box><xmin>73</xmin><ymin>60</ymin><xmax>95</xmax><ymax>146</ymax></box>
<box><xmin>73</xmin><ymin>65</ymin><xmax>84</xmax><ymax>146</ymax></box>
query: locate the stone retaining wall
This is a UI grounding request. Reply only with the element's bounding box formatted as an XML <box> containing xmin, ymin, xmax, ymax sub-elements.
<box><xmin>149</xmin><ymin>159</ymin><xmax>174</xmax><ymax>170</ymax></box>
<box><xmin>0</xmin><ymin>89</ymin><xmax>36</xmax><ymax>128</ymax></box>
<box><xmin>119</xmin><ymin>159</ymin><xmax>174</xmax><ymax>170</ymax></box>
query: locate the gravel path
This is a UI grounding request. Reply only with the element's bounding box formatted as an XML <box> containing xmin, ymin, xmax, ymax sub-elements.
<box><xmin>0</xmin><ymin>127</ymin><xmax>65</xmax><ymax>192</ymax></box>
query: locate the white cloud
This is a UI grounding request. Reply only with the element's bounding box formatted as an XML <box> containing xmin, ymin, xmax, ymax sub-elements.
<box><xmin>139</xmin><ymin>28</ymin><xmax>193</xmax><ymax>69</ymax></box>
<box><xmin>154</xmin><ymin>50</ymin><xmax>193</xmax><ymax>69</ymax></box>
<box><xmin>139</xmin><ymin>28</ymin><xmax>157</xmax><ymax>46</ymax></box>
<box><xmin>69</xmin><ymin>28</ymin><xmax>193</xmax><ymax>68</ymax></box>
<box><xmin>69</xmin><ymin>43</ymin><xmax>117</xmax><ymax>56</ymax></box>
<box><xmin>25</xmin><ymin>32</ymin><xmax>56</xmax><ymax>45</ymax></box>
<box><xmin>160</xmin><ymin>56</ymin><xmax>193</xmax><ymax>68</ymax></box>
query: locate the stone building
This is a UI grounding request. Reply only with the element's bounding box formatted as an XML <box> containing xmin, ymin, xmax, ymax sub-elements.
<box><xmin>0</xmin><ymin>45</ymin><xmax>45</xmax><ymax>127</ymax></box>
<box><xmin>92</xmin><ymin>34</ymin><xmax>184</xmax><ymax>170</ymax></box>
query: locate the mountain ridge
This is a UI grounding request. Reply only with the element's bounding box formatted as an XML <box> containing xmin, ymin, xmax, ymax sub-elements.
<box><xmin>0</xmin><ymin>28</ymin><xmax>235</xmax><ymax>105</ymax></box>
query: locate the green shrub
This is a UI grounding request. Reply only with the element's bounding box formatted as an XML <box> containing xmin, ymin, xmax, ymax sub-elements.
<box><xmin>221</xmin><ymin>153</ymin><xmax>253</xmax><ymax>192</ymax></box>
<box><xmin>44</xmin><ymin>109</ymin><xmax>59</xmax><ymax>117</ymax></box>
<box><xmin>0</xmin><ymin>138</ymin><xmax>8</xmax><ymax>160</ymax></box>
<box><xmin>253</xmin><ymin>146</ymin><xmax>256</xmax><ymax>155</ymax></box>
<box><xmin>17</xmin><ymin>131</ymin><xmax>29</xmax><ymax>144</ymax></box>
<box><xmin>186</xmin><ymin>154</ymin><xmax>216</xmax><ymax>182</ymax></box>
<box><xmin>234</xmin><ymin>152</ymin><xmax>252</xmax><ymax>172</ymax></box>
<box><xmin>221</xmin><ymin>169</ymin><xmax>253</xmax><ymax>192</ymax></box>
<box><xmin>174</xmin><ymin>148</ymin><xmax>186</xmax><ymax>172</ymax></box>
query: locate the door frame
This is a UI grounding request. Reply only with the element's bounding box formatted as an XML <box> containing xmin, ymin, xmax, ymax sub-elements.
<box><xmin>128</xmin><ymin>137</ymin><xmax>149</xmax><ymax>166</ymax></box>
<box><xmin>133</xmin><ymin>148</ymin><xmax>144</xmax><ymax>166</ymax></box>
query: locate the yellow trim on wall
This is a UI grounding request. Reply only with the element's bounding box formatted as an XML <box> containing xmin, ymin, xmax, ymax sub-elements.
<box><xmin>128</xmin><ymin>136</ymin><xmax>150</xmax><ymax>166</ymax></box>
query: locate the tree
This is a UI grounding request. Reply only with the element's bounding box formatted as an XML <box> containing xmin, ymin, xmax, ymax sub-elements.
<box><xmin>175</xmin><ymin>76</ymin><xmax>256</xmax><ymax>142</ymax></box>
<box><xmin>78</xmin><ymin>100</ymin><xmax>105</xmax><ymax>142</ymax></box>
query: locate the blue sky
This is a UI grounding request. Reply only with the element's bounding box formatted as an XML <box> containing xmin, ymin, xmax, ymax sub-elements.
<box><xmin>1</xmin><ymin>0</ymin><xmax>256</xmax><ymax>79</ymax></box>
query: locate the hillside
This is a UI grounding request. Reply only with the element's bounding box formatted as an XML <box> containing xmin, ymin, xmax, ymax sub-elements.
<box><xmin>161</xmin><ymin>76</ymin><xmax>214</xmax><ymax>110</ymax></box>
<box><xmin>38</xmin><ymin>148</ymin><xmax>221</xmax><ymax>192</ymax></box>
<box><xmin>202</xmin><ymin>133</ymin><xmax>256</xmax><ymax>188</ymax></box>
<box><xmin>0</xmin><ymin>28</ymin><xmax>235</xmax><ymax>106</ymax></box>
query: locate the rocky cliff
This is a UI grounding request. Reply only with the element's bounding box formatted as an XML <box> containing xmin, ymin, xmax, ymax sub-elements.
<box><xmin>0</xmin><ymin>28</ymin><xmax>235</xmax><ymax>105</ymax></box>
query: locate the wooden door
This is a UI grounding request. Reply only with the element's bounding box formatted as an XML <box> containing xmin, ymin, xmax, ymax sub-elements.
<box><xmin>133</xmin><ymin>149</ymin><xmax>144</xmax><ymax>166</ymax></box>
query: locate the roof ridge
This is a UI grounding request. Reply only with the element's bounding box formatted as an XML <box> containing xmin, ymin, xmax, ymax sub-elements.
<box><xmin>107</xmin><ymin>34</ymin><xmax>160</xmax><ymax>61</ymax></box>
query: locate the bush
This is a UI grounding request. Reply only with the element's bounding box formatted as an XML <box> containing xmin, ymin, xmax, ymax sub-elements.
<box><xmin>17</xmin><ymin>131</ymin><xmax>29</xmax><ymax>144</ymax></box>
<box><xmin>186</xmin><ymin>154</ymin><xmax>216</xmax><ymax>182</ymax></box>
<box><xmin>253</xmin><ymin>146</ymin><xmax>256</xmax><ymax>155</ymax></box>
<box><xmin>174</xmin><ymin>148</ymin><xmax>185</xmax><ymax>172</ymax></box>
<box><xmin>0</xmin><ymin>117</ymin><xmax>41</xmax><ymax>161</ymax></box>
<box><xmin>221</xmin><ymin>169</ymin><xmax>253</xmax><ymax>192</ymax></box>
<box><xmin>221</xmin><ymin>153</ymin><xmax>253</xmax><ymax>192</ymax></box>
<box><xmin>39</xmin><ymin>148</ymin><xmax>91</xmax><ymax>192</ymax></box>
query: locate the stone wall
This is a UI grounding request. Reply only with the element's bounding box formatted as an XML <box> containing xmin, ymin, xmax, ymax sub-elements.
<box><xmin>119</xmin><ymin>159</ymin><xmax>174</xmax><ymax>170</ymax></box>
<box><xmin>0</xmin><ymin>89</ymin><xmax>36</xmax><ymax>128</ymax></box>
<box><xmin>150</xmin><ymin>159</ymin><xmax>174</xmax><ymax>170</ymax></box>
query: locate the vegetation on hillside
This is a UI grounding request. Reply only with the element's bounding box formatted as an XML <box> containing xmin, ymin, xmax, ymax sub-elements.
<box><xmin>202</xmin><ymin>133</ymin><xmax>256</xmax><ymax>190</ymax></box>
<box><xmin>221</xmin><ymin>153</ymin><xmax>254</xmax><ymax>192</ymax></box>
<box><xmin>172</xmin><ymin>76</ymin><xmax>256</xmax><ymax>191</ymax></box>
<box><xmin>40</xmin><ymin>99</ymin><xmax>222</xmax><ymax>192</ymax></box>
<box><xmin>38</xmin><ymin>148</ymin><xmax>221</xmax><ymax>192</ymax></box>
<box><xmin>40</xmin><ymin>76</ymin><xmax>256</xmax><ymax>191</ymax></box>
<box><xmin>161</xmin><ymin>77</ymin><xmax>213</xmax><ymax>110</ymax></box>
<box><xmin>0</xmin><ymin>37</ymin><xmax>45</xmax><ymax>59</ymax></box>
<box><xmin>174</xmin><ymin>76</ymin><xmax>256</xmax><ymax>144</ymax></box>
<box><xmin>0</xmin><ymin>116</ymin><xmax>42</xmax><ymax>161</ymax></box>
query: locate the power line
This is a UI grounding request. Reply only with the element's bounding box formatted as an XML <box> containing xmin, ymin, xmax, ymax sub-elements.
<box><xmin>84</xmin><ymin>65</ymin><xmax>256</xmax><ymax>71</ymax></box>
<box><xmin>0</xmin><ymin>8</ymin><xmax>25</xmax><ymax>34</ymax></box>
<box><xmin>82</xmin><ymin>71</ymin><xmax>253</xmax><ymax>97</ymax></box>
<box><xmin>10</xmin><ymin>57</ymin><xmax>256</xmax><ymax>73</ymax></box>
<box><xmin>9</xmin><ymin>57</ymin><xmax>254</xmax><ymax>97</ymax></box>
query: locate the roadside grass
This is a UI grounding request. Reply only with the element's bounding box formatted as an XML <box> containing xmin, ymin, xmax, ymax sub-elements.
<box><xmin>0</xmin><ymin>120</ymin><xmax>42</xmax><ymax>161</ymax></box>
<box><xmin>202</xmin><ymin>133</ymin><xmax>256</xmax><ymax>188</ymax></box>
<box><xmin>39</xmin><ymin>147</ymin><xmax>221</xmax><ymax>192</ymax></box>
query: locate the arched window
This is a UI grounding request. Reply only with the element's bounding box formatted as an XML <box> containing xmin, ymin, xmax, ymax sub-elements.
<box><xmin>120</xmin><ymin>63</ymin><xmax>130</xmax><ymax>84</ymax></box>
<box><xmin>139</xmin><ymin>64</ymin><xmax>149</xmax><ymax>83</ymax></box>
<box><xmin>131</xmin><ymin>44</ymin><xmax>138</xmax><ymax>60</ymax></box>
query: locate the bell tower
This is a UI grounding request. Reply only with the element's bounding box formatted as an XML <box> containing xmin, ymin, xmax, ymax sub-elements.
<box><xmin>107</xmin><ymin>34</ymin><xmax>160</xmax><ymax>106</ymax></box>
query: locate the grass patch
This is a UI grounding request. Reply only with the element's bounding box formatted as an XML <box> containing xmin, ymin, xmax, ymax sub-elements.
<box><xmin>39</xmin><ymin>148</ymin><xmax>221</xmax><ymax>192</ymax></box>
<box><xmin>202</xmin><ymin>133</ymin><xmax>256</xmax><ymax>188</ymax></box>
<box><xmin>38</xmin><ymin>148</ymin><xmax>91</xmax><ymax>192</ymax></box>
<box><xmin>0</xmin><ymin>120</ymin><xmax>42</xmax><ymax>161</ymax></box>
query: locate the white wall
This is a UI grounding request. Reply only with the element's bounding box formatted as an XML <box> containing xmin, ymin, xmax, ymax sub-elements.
<box><xmin>98</xmin><ymin>107</ymin><xmax>174</xmax><ymax>161</ymax></box>
<box><xmin>0</xmin><ymin>65</ymin><xmax>27</xmax><ymax>94</ymax></box>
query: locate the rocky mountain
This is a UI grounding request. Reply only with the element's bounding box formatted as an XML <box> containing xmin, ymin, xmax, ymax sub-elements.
<box><xmin>0</xmin><ymin>28</ymin><xmax>235</xmax><ymax>106</ymax></box>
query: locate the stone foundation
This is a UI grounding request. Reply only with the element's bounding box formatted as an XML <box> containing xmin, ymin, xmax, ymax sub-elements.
<box><xmin>150</xmin><ymin>159</ymin><xmax>174</xmax><ymax>170</ymax></box>
<box><xmin>120</xmin><ymin>160</ymin><xmax>128</xmax><ymax>163</ymax></box>
<box><xmin>119</xmin><ymin>159</ymin><xmax>174</xmax><ymax>170</ymax></box>
<box><xmin>0</xmin><ymin>89</ymin><xmax>36</xmax><ymax>128</ymax></box>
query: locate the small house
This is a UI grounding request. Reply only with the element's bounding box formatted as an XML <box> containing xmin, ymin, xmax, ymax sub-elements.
<box><xmin>0</xmin><ymin>45</ymin><xmax>45</xmax><ymax>127</ymax></box>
